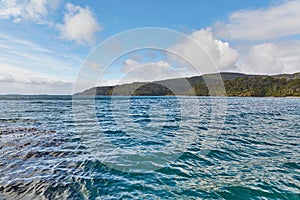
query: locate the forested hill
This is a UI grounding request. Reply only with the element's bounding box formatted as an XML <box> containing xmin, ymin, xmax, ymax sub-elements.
<box><xmin>76</xmin><ymin>72</ymin><xmax>300</xmax><ymax>97</ymax></box>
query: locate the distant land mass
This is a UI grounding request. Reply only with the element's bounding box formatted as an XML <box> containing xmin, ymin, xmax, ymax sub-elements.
<box><xmin>76</xmin><ymin>72</ymin><xmax>300</xmax><ymax>97</ymax></box>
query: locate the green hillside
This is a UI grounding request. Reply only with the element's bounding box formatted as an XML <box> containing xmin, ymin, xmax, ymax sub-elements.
<box><xmin>76</xmin><ymin>72</ymin><xmax>300</xmax><ymax>97</ymax></box>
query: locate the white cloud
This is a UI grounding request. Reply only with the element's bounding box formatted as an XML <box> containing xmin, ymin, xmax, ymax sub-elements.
<box><xmin>169</xmin><ymin>28</ymin><xmax>239</xmax><ymax>72</ymax></box>
<box><xmin>1</xmin><ymin>64</ymin><xmax>61</xmax><ymax>84</ymax></box>
<box><xmin>122</xmin><ymin>58</ymin><xmax>140</xmax><ymax>72</ymax></box>
<box><xmin>0</xmin><ymin>73</ymin><xmax>15</xmax><ymax>82</ymax></box>
<box><xmin>0</xmin><ymin>0</ymin><xmax>22</xmax><ymax>20</ymax></box>
<box><xmin>237</xmin><ymin>41</ymin><xmax>300</xmax><ymax>74</ymax></box>
<box><xmin>116</xmin><ymin>59</ymin><xmax>179</xmax><ymax>84</ymax></box>
<box><xmin>86</xmin><ymin>62</ymin><xmax>102</xmax><ymax>70</ymax></box>
<box><xmin>0</xmin><ymin>1</ymin><xmax>103</xmax><ymax>44</ymax></box>
<box><xmin>0</xmin><ymin>0</ymin><xmax>60</xmax><ymax>24</ymax></box>
<box><xmin>0</xmin><ymin>81</ymin><xmax>73</xmax><ymax>94</ymax></box>
<box><xmin>122</xmin><ymin>59</ymin><xmax>170</xmax><ymax>73</ymax></box>
<box><xmin>105</xmin><ymin>30</ymin><xmax>240</xmax><ymax>87</ymax></box>
<box><xmin>57</xmin><ymin>3</ymin><xmax>102</xmax><ymax>45</ymax></box>
<box><xmin>213</xmin><ymin>0</ymin><xmax>300</xmax><ymax>41</ymax></box>
<box><xmin>0</xmin><ymin>64</ymin><xmax>73</xmax><ymax>94</ymax></box>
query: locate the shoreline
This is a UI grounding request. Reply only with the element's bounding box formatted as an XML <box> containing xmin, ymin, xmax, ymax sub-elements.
<box><xmin>1</xmin><ymin>94</ymin><xmax>299</xmax><ymax>98</ymax></box>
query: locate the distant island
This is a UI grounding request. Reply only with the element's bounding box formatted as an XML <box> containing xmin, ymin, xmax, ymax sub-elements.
<box><xmin>76</xmin><ymin>72</ymin><xmax>300</xmax><ymax>97</ymax></box>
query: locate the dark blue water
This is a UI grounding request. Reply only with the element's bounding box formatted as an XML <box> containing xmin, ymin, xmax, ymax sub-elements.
<box><xmin>0</xmin><ymin>95</ymin><xmax>299</xmax><ymax>199</ymax></box>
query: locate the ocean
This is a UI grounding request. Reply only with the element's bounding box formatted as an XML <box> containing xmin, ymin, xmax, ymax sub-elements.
<box><xmin>0</xmin><ymin>95</ymin><xmax>299</xmax><ymax>199</ymax></box>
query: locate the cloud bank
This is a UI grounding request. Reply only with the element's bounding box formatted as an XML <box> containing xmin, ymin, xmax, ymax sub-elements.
<box><xmin>212</xmin><ymin>0</ymin><xmax>300</xmax><ymax>41</ymax></box>
<box><xmin>0</xmin><ymin>64</ymin><xmax>73</xmax><ymax>94</ymax></box>
<box><xmin>238</xmin><ymin>41</ymin><xmax>300</xmax><ymax>74</ymax></box>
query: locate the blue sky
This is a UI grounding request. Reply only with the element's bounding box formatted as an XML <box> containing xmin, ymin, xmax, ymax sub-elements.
<box><xmin>0</xmin><ymin>0</ymin><xmax>300</xmax><ymax>94</ymax></box>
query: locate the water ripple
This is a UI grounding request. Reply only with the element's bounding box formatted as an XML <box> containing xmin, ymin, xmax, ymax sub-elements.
<box><xmin>0</xmin><ymin>96</ymin><xmax>299</xmax><ymax>199</ymax></box>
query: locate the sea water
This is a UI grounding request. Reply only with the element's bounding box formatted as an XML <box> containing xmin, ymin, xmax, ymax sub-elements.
<box><xmin>0</xmin><ymin>96</ymin><xmax>299</xmax><ymax>199</ymax></box>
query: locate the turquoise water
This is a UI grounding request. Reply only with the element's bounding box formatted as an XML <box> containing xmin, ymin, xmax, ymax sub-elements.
<box><xmin>0</xmin><ymin>96</ymin><xmax>299</xmax><ymax>199</ymax></box>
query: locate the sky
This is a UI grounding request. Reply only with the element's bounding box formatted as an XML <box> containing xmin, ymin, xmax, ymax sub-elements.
<box><xmin>0</xmin><ymin>0</ymin><xmax>300</xmax><ymax>94</ymax></box>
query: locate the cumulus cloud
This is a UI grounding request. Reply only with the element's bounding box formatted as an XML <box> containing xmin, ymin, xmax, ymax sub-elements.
<box><xmin>0</xmin><ymin>1</ymin><xmax>103</xmax><ymax>44</ymax></box>
<box><xmin>0</xmin><ymin>0</ymin><xmax>60</xmax><ymax>24</ymax></box>
<box><xmin>115</xmin><ymin>29</ymin><xmax>240</xmax><ymax>85</ymax></box>
<box><xmin>117</xmin><ymin>59</ymin><xmax>181</xmax><ymax>83</ymax></box>
<box><xmin>213</xmin><ymin>0</ymin><xmax>300</xmax><ymax>41</ymax></box>
<box><xmin>169</xmin><ymin>28</ymin><xmax>239</xmax><ymax>72</ymax></box>
<box><xmin>238</xmin><ymin>41</ymin><xmax>300</xmax><ymax>74</ymax></box>
<box><xmin>57</xmin><ymin>3</ymin><xmax>102</xmax><ymax>45</ymax></box>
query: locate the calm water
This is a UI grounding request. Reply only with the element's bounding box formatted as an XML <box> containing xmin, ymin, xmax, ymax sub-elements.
<box><xmin>0</xmin><ymin>95</ymin><xmax>299</xmax><ymax>199</ymax></box>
